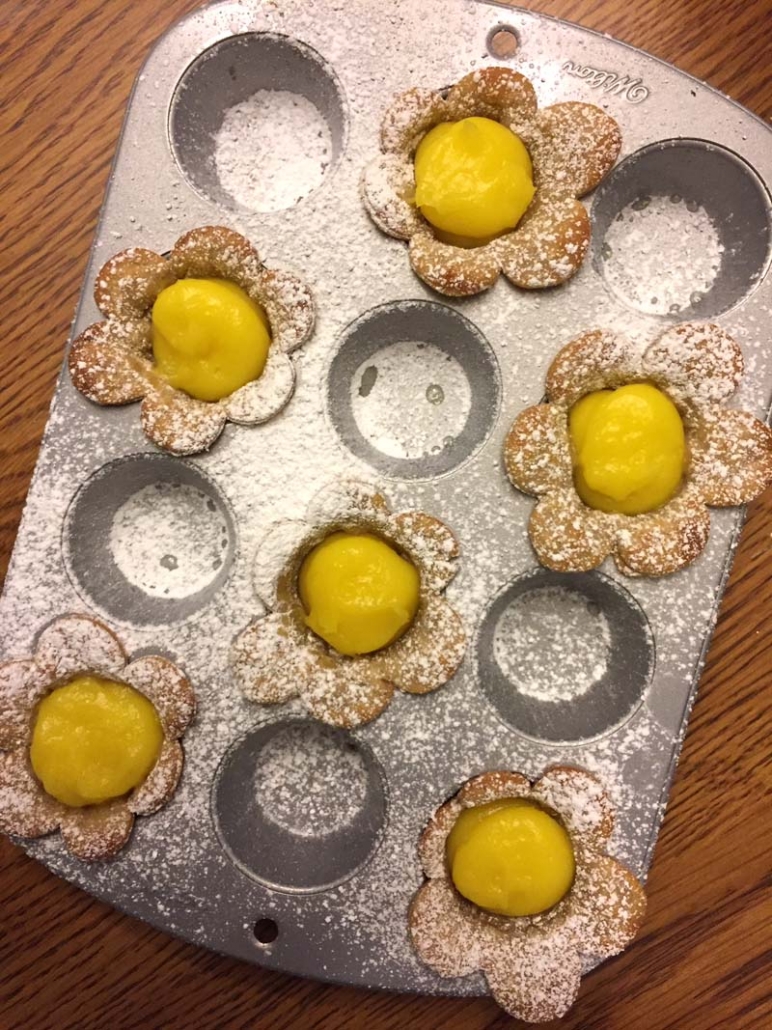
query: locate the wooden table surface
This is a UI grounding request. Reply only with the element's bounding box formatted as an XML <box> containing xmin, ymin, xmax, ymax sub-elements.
<box><xmin>1</xmin><ymin>1</ymin><xmax>771</xmax><ymax>1028</ymax></box>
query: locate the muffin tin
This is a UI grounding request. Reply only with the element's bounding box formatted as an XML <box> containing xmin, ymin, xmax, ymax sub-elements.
<box><xmin>1</xmin><ymin>0</ymin><xmax>771</xmax><ymax>998</ymax></box>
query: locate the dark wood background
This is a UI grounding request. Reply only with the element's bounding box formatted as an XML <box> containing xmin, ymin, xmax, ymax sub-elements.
<box><xmin>1</xmin><ymin>1</ymin><xmax>771</xmax><ymax>1028</ymax></box>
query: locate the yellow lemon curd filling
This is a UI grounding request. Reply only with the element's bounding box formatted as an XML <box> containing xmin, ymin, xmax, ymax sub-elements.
<box><xmin>569</xmin><ymin>383</ymin><xmax>687</xmax><ymax>516</ymax></box>
<box><xmin>298</xmin><ymin>532</ymin><xmax>421</xmax><ymax>657</ymax></box>
<box><xmin>447</xmin><ymin>799</ymin><xmax>575</xmax><ymax>917</ymax></box>
<box><xmin>152</xmin><ymin>278</ymin><xmax>271</xmax><ymax>402</ymax></box>
<box><xmin>414</xmin><ymin>117</ymin><xmax>535</xmax><ymax>247</ymax></box>
<box><xmin>30</xmin><ymin>676</ymin><xmax>164</xmax><ymax>808</ymax></box>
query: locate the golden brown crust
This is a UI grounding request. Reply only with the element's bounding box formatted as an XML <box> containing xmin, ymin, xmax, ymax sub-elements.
<box><xmin>503</xmin><ymin>404</ymin><xmax>573</xmax><ymax>496</ymax></box>
<box><xmin>528</xmin><ymin>102</ymin><xmax>622</xmax><ymax>195</ymax></box>
<box><xmin>362</xmin><ymin>67</ymin><xmax>621</xmax><ymax>296</ymax></box>
<box><xmin>505</xmin><ymin>324</ymin><xmax>772</xmax><ymax>578</ymax></box>
<box><xmin>408</xmin><ymin>231</ymin><xmax>501</xmax><ymax>297</ymax></box>
<box><xmin>497</xmin><ymin>192</ymin><xmax>590</xmax><ymax>289</ymax></box>
<box><xmin>231</xmin><ymin>481</ymin><xmax>467</xmax><ymax>728</ymax></box>
<box><xmin>690</xmin><ymin>408</ymin><xmax>772</xmax><ymax>505</ymax></box>
<box><xmin>409</xmin><ymin>767</ymin><xmax>647</xmax><ymax>1024</ymax></box>
<box><xmin>529</xmin><ymin>490</ymin><xmax>617</xmax><ymax>572</ymax></box>
<box><xmin>0</xmin><ymin>615</ymin><xmax>196</xmax><ymax>862</ymax></box>
<box><xmin>94</xmin><ymin>249</ymin><xmax>175</xmax><ymax>319</ymax></box>
<box><xmin>69</xmin><ymin>226</ymin><xmax>315</xmax><ymax>455</ymax></box>
<box><xmin>68</xmin><ymin>322</ymin><xmax>151</xmax><ymax>405</ymax></box>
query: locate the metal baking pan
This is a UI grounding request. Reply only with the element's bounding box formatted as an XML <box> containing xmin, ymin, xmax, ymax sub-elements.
<box><xmin>1</xmin><ymin>0</ymin><xmax>770</xmax><ymax>996</ymax></box>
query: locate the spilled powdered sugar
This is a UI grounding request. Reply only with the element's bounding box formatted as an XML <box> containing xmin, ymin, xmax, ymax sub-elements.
<box><xmin>215</xmin><ymin>90</ymin><xmax>332</xmax><ymax>212</ymax></box>
<box><xmin>110</xmin><ymin>483</ymin><xmax>229</xmax><ymax>599</ymax></box>
<box><xmin>602</xmin><ymin>195</ymin><xmax>724</xmax><ymax>315</ymax></box>
<box><xmin>493</xmin><ymin>587</ymin><xmax>611</xmax><ymax>703</ymax></box>
<box><xmin>350</xmin><ymin>341</ymin><xmax>472</xmax><ymax>460</ymax></box>
<box><xmin>253</xmin><ymin>723</ymin><xmax>369</xmax><ymax>838</ymax></box>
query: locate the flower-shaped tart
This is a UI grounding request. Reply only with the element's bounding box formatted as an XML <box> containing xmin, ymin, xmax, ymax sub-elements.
<box><xmin>0</xmin><ymin>614</ymin><xmax>196</xmax><ymax>861</ymax></box>
<box><xmin>504</xmin><ymin>323</ymin><xmax>772</xmax><ymax>576</ymax></box>
<box><xmin>362</xmin><ymin>67</ymin><xmax>621</xmax><ymax>296</ymax></box>
<box><xmin>410</xmin><ymin>767</ymin><xmax>646</xmax><ymax>1024</ymax></box>
<box><xmin>231</xmin><ymin>480</ymin><xmax>467</xmax><ymax>728</ymax></box>
<box><xmin>68</xmin><ymin>225</ymin><xmax>315</xmax><ymax>455</ymax></box>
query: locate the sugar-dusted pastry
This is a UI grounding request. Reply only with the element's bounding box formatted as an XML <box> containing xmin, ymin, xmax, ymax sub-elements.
<box><xmin>504</xmin><ymin>323</ymin><xmax>772</xmax><ymax>576</ymax></box>
<box><xmin>69</xmin><ymin>226</ymin><xmax>314</xmax><ymax>455</ymax></box>
<box><xmin>231</xmin><ymin>480</ymin><xmax>466</xmax><ymax>728</ymax></box>
<box><xmin>0</xmin><ymin>615</ymin><xmax>196</xmax><ymax>860</ymax></box>
<box><xmin>409</xmin><ymin>767</ymin><xmax>646</xmax><ymax>1024</ymax></box>
<box><xmin>362</xmin><ymin>67</ymin><xmax>620</xmax><ymax>296</ymax></box>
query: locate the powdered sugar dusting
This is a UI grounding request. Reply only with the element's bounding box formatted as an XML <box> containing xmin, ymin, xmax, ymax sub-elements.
<box><xmin>111</xmin><ymin>483</ymin><xmax>230</xmax><ymax>599</ymax></box>
<box><xmin>215</xmin><ymin>91</ymin><xmax>332</xmax><ymax>213</ymax></box>
<box><xmin>350</xmin><ymin>341</ymin><xmax>472</xmax><ymax>460</ymax></box>
<box><xmin>253</xmin><ymin>723</ymin><xmax>369</xmax><ymax>838</ymax></box>
<box><xmin>493</xmin><ymin>587</ymin><xmax>611</xmax><ymax>703</ymax></box>
<box><xmin>602</xmin><ymin>195</ymin><xmax>724</xmax><ymax>316</ymax></box>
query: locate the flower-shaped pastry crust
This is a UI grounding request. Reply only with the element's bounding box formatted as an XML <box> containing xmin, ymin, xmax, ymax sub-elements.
<box><xmin>504</xmin><ymin>323</ymin><xmax>772</xmax><ymax>576</ymax></box>
<box><xmin>68</xmin><ymin>226</ymin><xmax>315</xmax><ymax>455</ymax></box>
<box><xmin>231</xmin><ymin>481</ymin><xmax>467</xmax><ymax>728</ymax></box>
<box><xmin>362</xmin><ymin>68</ymin><xmax>621</xmax><ymax>296</ymax></box>
<box><xmin>0</xmin><ymin>614</ymin><xmax>196</xmax><ymax>861</ymax></box>
<box><xmin>409</xmin><ymin>767</ymin><xmax>646</xmax><ymax>1024</ymax></box>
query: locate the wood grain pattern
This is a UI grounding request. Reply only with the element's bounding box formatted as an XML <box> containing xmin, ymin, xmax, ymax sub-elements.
<box><xmin>1</xmin><ymin>1</ymin><xmax>771</xmax><ymax>1028</ymax></box>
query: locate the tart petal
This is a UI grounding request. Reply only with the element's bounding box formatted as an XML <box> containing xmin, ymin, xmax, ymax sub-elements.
<box><xmin>527</xmin><ymin>102</ymin><xmax>622</xmax><ymax>196</ymax></box>
<box><xmin>531</xmin><ymin>766</ymin><xmax>614</xmax><ymax>846</ymax></box>
<box><xmin>546</xmin><ymin>329</ymin><xmax>634</xmax><ymax>406</ymax></box>
<box><xmin>445</xmin><ymin>68</ymin><xmax>538</xmax><ymax>136</ymax></box>
<box><xmin>570</xmin><ymin>855</ymin><xmax>647</xmax><ymax>958</ymax></box>
<box><xmin>254</xmin><ymin>268</ymin><xmax>315</xmax><ymax>354</ymax></box>
<box><xmin>456</xmin><ymin>771</ymin><xmax>532</xmax><ymax>809</ymax></box>
<box><xmin>368</xmin><ymin>596</ymin><xmax>466</xmax><ymax>695</ymax></box>
<box><xmin>59</xmin><ymin>801</ymin><xmax>135</xmax><ymax>861</ymax></box>
<box><xmin>68</xmin><ymin>322</ymin><xmax>151</xmax><ymax>405</ymax></box>
<box><xmin>642</xmin><ymin>323</ymin><xmax>744</xmax><ymax>405</ymax></box>
<box><xmin>35</xmin><ymin>614</ymin><xmax>127</xmax><ymax>682</ymax></box>
<box><xmin>361</xmin><ymin>155</ymin><xmax>423</xmax><ymax>240</ymax></box>
<box><xmin>307</xmin><ymin>479</ymin><xmax>390</xmax><ymax>527</ymax></box>
<box><xmin>253</xmin><ymin>519</ymin><xmax>310</xmax><ymax>609</ymax></box>
<box><xmin>231</xmin><ymin>613</ymin><xmax>307</xmax><ymax>705</ymax></box>
<box><xmin>529</xmin><ymin>489</ymin><xmax>617</xmax><ymax>571</ymax></box>
<box><xmin>498</xmin><ymin>193</ymin><xmax>590</xmax><ymax>289</ymax></box>
<box><xmin>169</xmin><ymin>225</ymin><xmax>263</xmax><ymax>294</ymax></box>
<box><xmin>409</xmin><ymin>878</ymin><xmax>483</xmax><ymax>978</ymax></box>
<box><xmin>0</xmin><ymin>660</ymin><xmax>53</xmax><ymax>748</ymax></box>
<box><xmin>129</xmin><ymin>740</ymin><xmax>184</xmax><ymax>816</ymax></box>
<box><xmin>94</xmin><ymin>248</ymin><xmax>176</xmax><ymax>319</ymax></box>
<box><xmin>0</xmin><ymin>750</ymin><xmax>63</xmax><ymax>838</ymax></box>
<box><xmin>387</xmin><ymin>511</ymin><xmax>459</xmax><ymax>590</ymax></box>
<box><xmin>689</xmin><ymin>408</ymin><xmax>772</xmax><ymax>506</ymax></box>
<box><xmin>504</xmin><ymin>403</ymin><xmax>573</xmax><ymax>496</ymax></box>
<box><xmin>302</xmin><ymin>667</ymin><xmax>394</xmax><ymax>729</ymax></box>
<box><xmin>380</xmin><ymin>87</ymin><xmax>448</xmax><ymax>155</ymax></box>
<box><xmin>122</xmin><ymin>656</ymin><xmax>196</xmax><ymax>740</ymax></box>
<box><xmin>614</xmin><ymin>491</ymin><xmax>711</xmax><ymax>577</ymax></box>
<box><xmin>224</xmin><ymin>350</ymin><xmax>295</xmax><ymax>425</ymax></box>
<box><xmin>140</xmin><ymin>388</ymin><xmax>227</xmax><ymax>455</ymax></box>
<box><xmin>409</xmin><ymin>231</ymin><xmax>501</xmax><ymax>297</ymax></box>
<box><xmin>417</xmin><ymin>799</ymin><xmax>461</xmax><ymax>878</ymax></box>
<box><xmin>483</xmin><ymin>935</ymin><xmax>583</xmax><ymax>1023</ymax></box>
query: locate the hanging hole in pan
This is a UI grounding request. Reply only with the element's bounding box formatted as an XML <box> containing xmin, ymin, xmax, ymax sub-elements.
<box><xmin>253</xmin><ymin>918</ymin><xmax>279</xmax><ymax>946</ymax></box>
<box><xmin>487</xmin><ymin>26</ymin><xmax>519</xmax><ymax>60</ymax></box>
